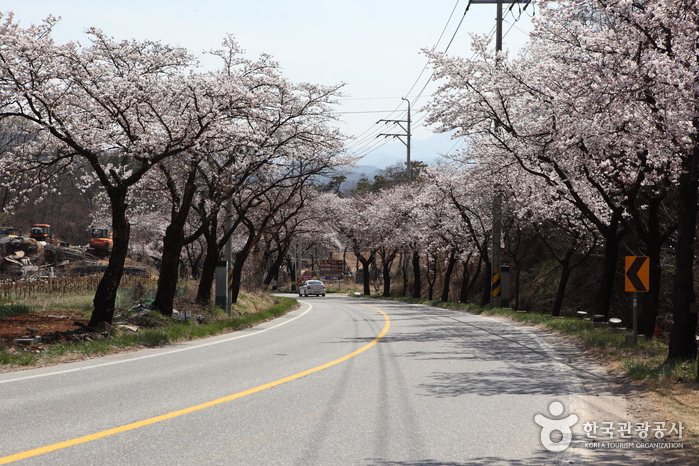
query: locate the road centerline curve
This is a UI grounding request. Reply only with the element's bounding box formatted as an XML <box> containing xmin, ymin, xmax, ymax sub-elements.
<box><xmin>0</xmin><ymin>303</ymin><xmax>390</xmax><ymax>464</ymax></box>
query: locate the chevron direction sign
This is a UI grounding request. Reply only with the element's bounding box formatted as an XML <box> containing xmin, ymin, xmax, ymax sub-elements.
<box><xmin>625</xmin><ymin>256</ymin><xmax>650</xmax><ymax>293</ymax></box>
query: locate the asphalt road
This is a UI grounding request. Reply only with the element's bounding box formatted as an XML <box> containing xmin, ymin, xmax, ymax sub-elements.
<box><xmin>0</xmin><ymin>296</ymin><xmax>668</xmax><ymax>465</ymax></box>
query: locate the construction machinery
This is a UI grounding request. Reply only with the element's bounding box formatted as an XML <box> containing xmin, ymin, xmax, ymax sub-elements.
<box><xmin>88</xmin><ymin>227</ymin><xmax>113</xmax><ymax>256</ymax></box>
<box><xmin>30</xmin><ymin>224</ymin><xmax>54</xmax><ymax>243</ymax></box>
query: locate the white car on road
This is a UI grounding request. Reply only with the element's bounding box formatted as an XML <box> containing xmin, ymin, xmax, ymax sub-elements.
<box><xmin>299</xmin><ymin>280</ymin><xmax>326</xmax><ymax>297</ymax></box>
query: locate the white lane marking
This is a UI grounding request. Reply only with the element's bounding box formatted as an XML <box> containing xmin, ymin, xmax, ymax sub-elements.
<box><xmin>0</xmin><ymin>303</ymin><xmax>312</xmax><ymax>385</ymax></box>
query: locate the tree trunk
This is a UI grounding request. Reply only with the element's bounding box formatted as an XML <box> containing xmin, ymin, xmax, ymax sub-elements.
<box><xmin>263</xmin><ymin>243</ymin><xmax>288</xmax><ymax>288</ymax></box>
<box><xmin>380</xmin><ymin>251</ymin><xmax>396</xmax><ymax>297</ymax></box>
<box><xmin>285</xmin><ymin>255</ymin><xmax>297</xmax><ymax>291</ymax></box>
<box><xmin>441</xmin><ymin>250</ymin><xmax>457</xmax><ymax>302</ymax></box>
<box><xmin>229</xmin><ymin>249</ymin><xmax>250</xmax><ymax>305</ymax></box>
<box><xmin>426</xmin><ymin>253</ymin><xmax>437</xmax><ymax>301</ymax></box>
<box><xmin>638</xmin><ymin>233</ymin><xmax>663</xmax><ymax>338</ymax></box>
<box><xmin>89</xmin><ymin>187</ymin><xmax>129</xmax><ymax>328</ymax></box>
<box><xmin>551</xmin><ymin>250</ymin><xmax>573</xmax><ymax>317</ymax></box>
<box><xmin>412</xmin><ymin>250</ymin><xmax>421</xmax><ymax>299</ymax></box>
<box><xmin>196</xmin><ymin>224</ymin><xmax>220</xmax><ymax>304</ymax></box>
<box><xmin>360</xmin><ymin>257</ymin><xmax>372</xmax><ymax>295</ymax></box>
<box><xmin>382</xmin><ymin>260</ymin><xmax>392</xmax><ymax>296</ymax></box>
<box><xmin>668</xmin><ymin>149</ymin><xmax>698</xmax><ymax>362</ymax></box>
<box><xmin>595</xmin><ymin>215</ymin><xmax>621</xmax><ymax>319</ymax></box>
<box><xmin>229</xmin><ymin>221</ymin><xmax>269</xmax><ymax>303</ymax></box>
<box><xmin>459</xmin><ymin>259</ymin><xmax>470</xmax><ymax>303</ymax></box>
<box><xmin>513</xmin><ymin>267</ymin><xmax>521</xmax><ymax>311</ymax></box>
<box><xmin>152</xmin><ymin>222</ymin><xmax>186</xmax><ymax>316</ymax></box>
<box><xmin>402</xmin><ymin>250</ymin><xmax>409</xmax><ymax>297</ymax></box>
<box><xmin>480</xmin><ymin>258</ymin><xmax>492</xmax><ymax>307</ymax></box>
<box><xmin>461</xmin><ymin>253</ymin><xmax>484</xmax><ymax>304</ymax></box>
<box><xmin>632</xmin><ymin>194</ymin><xmax>673</xmax><ymax>339</ymax></box>
<box><xmin>152</xmin><ymin>172</ymin><xmax>198</xmax><ymax>316</ymax></box>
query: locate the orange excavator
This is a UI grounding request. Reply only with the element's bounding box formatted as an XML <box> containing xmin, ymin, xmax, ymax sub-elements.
<box><xmin>88</xmin><ymin>227</ymin><xmax>113</xmax><ymax>256</ymax></box>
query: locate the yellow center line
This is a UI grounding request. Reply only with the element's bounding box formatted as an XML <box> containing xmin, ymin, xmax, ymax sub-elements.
<box><xmin>0</xmin><ymin>304</ymin><xmax>390</xmax><ymax>464</ymax></box>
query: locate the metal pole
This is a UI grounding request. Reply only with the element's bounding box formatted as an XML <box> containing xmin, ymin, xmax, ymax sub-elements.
<box><xmin>491</xmin><ymin>1</ymin><xmax>503</xmax><ymax>308</ymax></box>
<box><xmin>377</xmin><ymin>98</ymin><xmax>411</xmax><ymax>181</ymax></box>
<box><xmin>496</xmin><ymin>0</ymin><xmax>503</xmax><ymax>54</ymax></box>
<box><xmin>224</xmin><ymin>200</ymin><xmax>232</xmax><ymax>316</ymax></box>
<box><xmin>633</xmin><ymin>292</ymin><xmax>638</xmax><ymax>344</ymax></box>
<box><xmin>491</xmin><ymin>190</ymin><xmax>502</xmax><ymax>308</ymax></box>
<box><xmin>402</xmin><ymin>97</ymin><xmax>412</xmax><ymax>182</ymax></box>
<box><xmin>297</xmin><ymin>236</ymin><xmax>302</xmax><ymax>285</ymax></box>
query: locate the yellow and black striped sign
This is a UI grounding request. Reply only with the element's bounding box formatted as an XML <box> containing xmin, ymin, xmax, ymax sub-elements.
<box><xmin>492</xmin><ymin>265</ymin><xmax>501</xmax><ymax>297</ymax></box>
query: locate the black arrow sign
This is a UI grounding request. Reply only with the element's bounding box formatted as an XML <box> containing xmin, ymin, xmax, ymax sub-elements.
<box><xmin>625</xmin><ymin>256</ymin><xmax>649</xmax><ymax>292</ymax></box>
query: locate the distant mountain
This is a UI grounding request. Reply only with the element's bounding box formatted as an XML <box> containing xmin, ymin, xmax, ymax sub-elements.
<box><xmin>331</xmin><ymin>165</ymin><xmax>382</xmax><ymax>197</ymax></box>
<box><xmin>356</xmin><ymin>131</ymin><xmax>457</xmax><ymax>169</ymax></box>
<box><xmin>319</xmin><ymin>132</ymin><xmax>459</xmax><ymax>195</ymax></box>
<box><xmin>339</xmin><ymin>165</ymin><xmax>382</xmax><ymax>184</ymax></box>
<box><xmin>311</xmin><ymin>165</ymin><xmax>383</xmax><ymax>196</ymax></box>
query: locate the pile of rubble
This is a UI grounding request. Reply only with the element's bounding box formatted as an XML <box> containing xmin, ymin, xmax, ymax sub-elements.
<box><xmin>0</xmin><ymin>236</ymin><xmax>147</xmax><ymax>278</ymax></box>
<box><xmin>0</xmin><ymin>236</ymin><xmax>84</xmax><ymax>278</ymax></box>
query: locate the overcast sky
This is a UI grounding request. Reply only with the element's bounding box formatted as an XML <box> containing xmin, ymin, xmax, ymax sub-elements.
<box><xmin>5</xmin><ymin>1</ymin><xmax>534</xmax><ymax>167</ymax></box>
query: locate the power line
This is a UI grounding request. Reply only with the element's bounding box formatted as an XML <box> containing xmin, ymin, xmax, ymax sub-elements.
<box><xmin>341</xmin><ymin>1</ymin><xmax>468</xmax><ymax>158</ymax></box>
<box><xmin>403</xmin><ymin>0</ymin><xmax>464</xmax><ymax>100</ymax></box>
<box><xmin>347</xmin><ymin>1</ymin><xmax>531</xmax><ymax>162</ymax></box>
<box><xmin>408</xmin><ymin>1</ymin><xmax>473</xmax><ymax>110</ymax></box>
<box><xmin>336</xmin><ymin>110</ymin><xmax>406</xmax><ymax>114</ymax></box>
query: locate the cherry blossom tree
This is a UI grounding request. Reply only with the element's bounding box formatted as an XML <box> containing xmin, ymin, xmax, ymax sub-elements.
<box><xmin>420</xmin><ymin>172</ymin><xmax>473</xmax><ymax>302</ymax></box>
<box><xmin>532</xmin><ymin>0</ymin><xmax>699</xmax><ymax>359</ymax></box>
<box><xmin>148</xmin><ymin>39</ymin><xmax>309</xmax><ymax>315</ymax></box>
<box><xmin>427</xmin><ymin>163</ymin><xmax>497</xmax><ymax>306</ymax></box>
<box><xmin>426</xmin><ymin>40</ymin><xmax>635</xmax><ymax>316</ymax></box>
<box><xmin>0</xmin><ymin>15</ymin><xmax>223</xmax><ymax>326</ymax></box>
<box><xmin>325</xmin><ymin>193</ymin><xmax>383</xmax><ymax>296</ymax></box>
<box><xmin>426</xmin><ymin>0</ymin><xmax>698</xmax><ymax>361</ymax></box>
<box><xmin>189</xmin><ymin>75</ymin><xmax>349</xmax><ymax>305</ymax></box>
<box><xmin>357</xmin><ymin>184</ymin><xmax>415</xmax><ymax>296</ymax></box>
<box><xmin>260</xmin><ymin>191</ymin><xmax>332</xmax><ymax>289</ymax></box>
<box><xmin>0</xmin><ymin>15</ymin><xmax>347</xmax><ymax>317</ymax></box>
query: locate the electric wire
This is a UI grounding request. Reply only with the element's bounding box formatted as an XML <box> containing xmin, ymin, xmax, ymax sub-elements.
<box><xmin>342</xmin><ymin>0</ymin><xmax>467</xmax><ymax>157</ymax></box>
<box><xmin>346</xmin><ymin>1</ymin><xmax>532</xmax><ymax>163</ymax></box>
<box><xmin>352</xmin><ymin>0</ymin><xmax>472</xmax><ymax>160</ymax></box>
<box><xmin>402</xmin><ymin>0</ymin><xmax>463</xmax><ymax>101</ymax></box>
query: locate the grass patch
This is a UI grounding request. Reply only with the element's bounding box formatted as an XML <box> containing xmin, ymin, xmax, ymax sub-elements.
<box><xmin>0</xmin><ymin>351</ymin><xmax>37</xmax><ymax>366</ymax></box>
<box><xmin>0</xmin><ymin>303</ymin><xmax>33</xmax><ymax>318</ymax></box>
<box><xmin>129</xmin><ymin>295</ymin><xmax>295</xmax><ymax>346</ymax></box>
<box><xmin>624</xmin><ymin>358</ymin><xmax>695</xmax><ymax>381</ymax></box>
<box><xmin>0</xmin><ymin>278</ymin><xmax>296</xmax><ymax>371</ymax></box>
<box><xmin>17</xmin><ymin>295</ymin><xmax>298</xmax><ymax>366</ymax></box>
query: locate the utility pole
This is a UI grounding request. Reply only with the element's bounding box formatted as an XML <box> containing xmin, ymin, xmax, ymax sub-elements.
<box><xmin>378</xmin><ymin>97</ymin><xmax>412</xmax><ymax>182</ymax></box>
<box><xmin>470</xmin><ymin>0</ymin><xmax>529</xmax><ymax>308</ymax></box>
<box><xmin>496</xmin><ymin>0</ymin><xmax>503</xmax><ymax>53</ymax></box>
<box><xmin>493</xmin><ymin>0</ymin><xmax>502</xmax><ymax>308</ymax></box>
<box><xmin>379</xmin><ymin>98</ymin><xmax>413</xmax><ymax>297</ymax></box>
<box><xmin>224</xmin><ymin>206</ymin><xmax>232</xmax><ymax>315</ymax></box>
